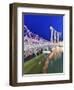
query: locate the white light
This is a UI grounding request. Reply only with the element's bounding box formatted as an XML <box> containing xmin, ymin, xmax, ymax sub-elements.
<box><xmin>50</xmin><ymin>26</ymin><xmax>53</xmax><ymax>30</ymax></box>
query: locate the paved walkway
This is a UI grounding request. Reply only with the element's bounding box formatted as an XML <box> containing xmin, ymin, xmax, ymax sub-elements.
<box><xmin>43</xmin><ymin>47</ymin><xmax>63</xmax><ymax>73</ymax></box>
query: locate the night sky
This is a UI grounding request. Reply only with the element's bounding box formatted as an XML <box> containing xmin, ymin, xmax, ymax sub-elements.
<box><xmin>24</xmin><ymin>13</ymin><xmax>63</xmax><ymax>41</ymax></box>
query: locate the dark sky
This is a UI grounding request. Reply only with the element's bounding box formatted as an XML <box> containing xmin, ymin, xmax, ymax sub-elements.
<box><xmin>24</xmin><ymin>13</ymin><xmax>63</xmax><ymax>41</ymax></box>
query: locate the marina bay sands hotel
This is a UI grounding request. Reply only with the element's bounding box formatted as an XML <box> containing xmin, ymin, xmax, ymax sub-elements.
<box><xmin>50</xmin><ymin>26</ymin><xmax>62</xmax><ymax>43</ymax></box>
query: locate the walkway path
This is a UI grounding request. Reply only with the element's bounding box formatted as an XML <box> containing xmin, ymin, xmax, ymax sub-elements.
<box><xmin>43</xmin><ymin>47</ymin><xmax>63</xmax><ymax>73</ymax></box>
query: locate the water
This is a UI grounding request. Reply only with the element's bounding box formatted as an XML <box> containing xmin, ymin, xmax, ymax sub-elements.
<box><xmin>48</xmin><ymin>53</ymin><xmax>63</xmax><ymax>73</ymax></box>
